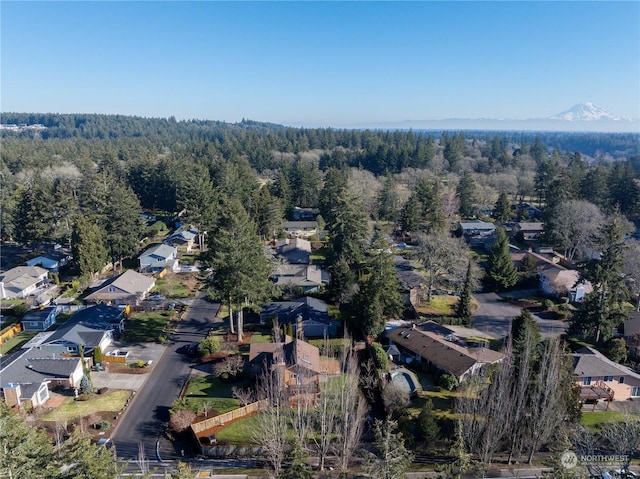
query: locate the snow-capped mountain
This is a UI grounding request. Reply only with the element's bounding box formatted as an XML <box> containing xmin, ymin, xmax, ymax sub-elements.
<box><xmin>548</xmin><ymin>102</ymin><xmax>623</xmax><ymax>121</ymax></box>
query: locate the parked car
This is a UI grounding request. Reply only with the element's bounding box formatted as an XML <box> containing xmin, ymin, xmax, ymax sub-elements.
<box><xmin>148</xmin><ymin>294</ymin><xmax>166</xmax><ymax>301</ymax></box>
<box><xmin>611</xmin><ymin>469</ymin><xmax>639</xmax><ymax>479</ymax></box>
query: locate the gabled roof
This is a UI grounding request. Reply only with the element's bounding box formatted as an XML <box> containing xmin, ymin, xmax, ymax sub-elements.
<box><xmin>261</xmin><ymin>297</ymin><xmax>330</xmax><ymax>325</ymax></box>
<box><xmin>0</xmin><ymin>347</ymin><xmax>82</xmax><ymax>386</ymax></box>
<box><xmin>275</xmin><ymin>238</ymin><xmax>312</xmax><ymax>264</ymax></box>
<box><xmin>249</xmin><ymin>338</ymin><xmax>321</xmax><ymax>374</ymax></box>
<box><xmin>514</xmin><ymin>222</ymin><xmax>544</xmax><ymax>232</ymax></box>
<box><xmin>41</xmin><ymin>305</ymin><xmax>122</xmax><ymax>349</ymax></box>
<box><xmin>573</xmin><ymin>347</ymin><xmax>640</xmax><ymax>380</ymax></box>
<box><xmin>0</xmin><ymin>266</ymin><xmax>48</xmax><ymax>283</ymax></box>
<box><xmin>139</xmin><ymin>243</ymin><xmax>177</xmax><ymax>260</ymax></box>
<box><xmin>85</xmin><ymin>270</ymin><xmax>155</xmax><ymax>301</ymax></box>
<box><xmin>21</xmin><ymin>306</ymin><xmax>57</xmax><ymax>323</ymax></box>
<box><xmin>387</xmin><ymin>327</ymin><xmax>505</xmax><ymax>380</ymax></box>
<box><xmin>396</xmin><ymin>270</ymin><xmax>425</xmax><ymax>290</ymax></box>
<box><xmin>283</xmin><ymin>221</ymin><xmax>319</xmax><ymax>229</ymax></box>
<box><xmin>458</xmin><ymin>220</ymin><xmax>496</xmax><ymax>232</ymax></box>
<box><xmin>272</xmin><ymin>264</ymin><xmax>323</xmax><ymax>287</ymax></box>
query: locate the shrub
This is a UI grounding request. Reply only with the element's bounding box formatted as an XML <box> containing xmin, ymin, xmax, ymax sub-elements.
<box><xmin>370</xmin><ymin>342</ymin><xmax>388</xmax><ymax>371</ymax></box>
<box><xmin>93</xmin><ymin>347</ymin><xmax>103</xmax><ymax>365</ymax></box>
<box><xmin>136</xmin><ymin>360</ymin><xmax>147</xmax><ymax>368</ymax></box>
<box><xmin>157</xmin><ymin>335</ymin><xmax>168</xmax><ymax>344</ymax></box>
<box><xmin>79</xmin><ymin>375</ymin><xmax>93</xmax><ymax>394</ymax></box>
<box><xmin>439</xmin><ymin>373</ymin><xmax>459</xmax><ymax>391</ymax></box>
<box><xmin>199</xmin><ymin>337</ymin><xmax>221</xmax><ymax>356</ymax></box>
<box><xmin>98</xmin><ymin>420</ymin><xmax>111</xmax><ymax>431</ymax></box>
<box><xmin>542</xmin><ymin>298</ymin><xmax>554</xmax><ymax>311</ymax></box>
<box><xmin>76</xmin><ymin>393</ymin><xmax>91</xmax><ymax>401</ymax></box>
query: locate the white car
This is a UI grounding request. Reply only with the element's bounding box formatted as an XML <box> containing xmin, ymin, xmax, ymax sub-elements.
<box><xmin>148</xmin><ymin>294</ymin><xmax>166</xmax><ymax>301</ymax></box>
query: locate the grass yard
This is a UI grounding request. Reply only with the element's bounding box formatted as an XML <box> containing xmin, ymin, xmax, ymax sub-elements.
<box><xmin>41</xmin><ymin>390</ymin><xmax>131</xmax><ymax>422</ymax></box>
<box><xmin>0</xmin><ymin>331</ymin><xmax>39</xmax><ymax>355</ymax></box>
<box><xmin>179</xmin><ymin>376</ymin><xmax>240</xmax><ymax>414</ymax></box>
<box><xmin>124</xmin><ymin>311</ymin><xmax>173</xmax><ymax>342</ymax></box>
<box><xmin>581</xmin><ymin>411</ymin><xmax>626</xmax><ymax>430</ymax></box>
<box><xmin>416</xmin><ymin>296</ymin><xmax>458</xmax><ymax>316</ymax></box>
<box><xmin>154</xmin><ymin>274</ymin><xmax>200</xmax><ymax>299</ymax></box>
<box><xmin>215</xmin><ymin>414</ymin><xmax>261</xmax><ymax>444</ymax></box>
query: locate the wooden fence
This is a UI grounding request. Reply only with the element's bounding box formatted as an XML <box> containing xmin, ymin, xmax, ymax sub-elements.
<box><xmin>103</xmin><ymin>355</ymin><xmax>127</xmax><ymax>364</ymax></box>
<box><xmin>0</xmin><ymin>323</ymin><xmax>22</xmax><ymax>345</ymax></box>
<box><xmin>191</xmin><ymin>400</ymin><xmax>268</xmax><ymax>433</ymax></box>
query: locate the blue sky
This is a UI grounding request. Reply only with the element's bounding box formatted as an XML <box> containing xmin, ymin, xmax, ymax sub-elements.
<box><xmin>1</xmin><ymin>1</ymin><xmax>639</xmax><ymax>127</ymax></box>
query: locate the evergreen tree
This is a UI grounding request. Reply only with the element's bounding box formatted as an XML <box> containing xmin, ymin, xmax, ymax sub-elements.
<box><xmin>457</xmin><ymin>169</ymin><xmax>477</xmax><ymax>218</ymax></box>
<box><xmin>510</xmin><ymin>309</ymin><xmax>541</xmax><ymax>359</ymax></box>
<box><xmin>377</xmin><ymin>172</ymin><xmax>400</xmax><ymax>222</ymax></box>
<box><xmin>366</xmin><ymin>419</ymin><xmax>414</xmax><ymax>479</ymax></box>
<box><xmin>252</xmin><ymin>186</ymin><xmax>282</xmax><ymax>240</ymax></box>
<box><xmin>354</xmin><ymin>240</ymin><xmax>404</xmax><ymax>337</ymax></box>
<box><xmin>399</xmin><ymin>192</ymin><xmax>421</xmax><ymax>235</ymax></box>
<box><xmin>455</xmin><ymin>260</ymin><xmax>473</xmax><ymax>325</ymax></box>
<box><xmin>487</xmin><ymin>227</ymin><xmax>518</xmax><ymax>290</ymax></box>
<box><xmin>571</xmin><ymin>213</ymin><xmax>630</xmax><ymax>343</ymax></box>
<box><xmin>493</xmin><ymin>191</ymin><xmax>511</xmax><ymax>223</ymax></box>
<box><xmin>318</xmin><ymin>167</ymin><xmax>349</xmax><ymax>225</ymax></box>
<box><xmin>416</xmin><ymin>399</ymin><xmax>440</xmax><ymax>444</ymax></box>
<box><xmin>203</xmin><ymin>198</ymin><xmax>273</xmax><ymax>340</ymax></box>
<box><xmin>71</xmin><ymin>214</ymin><xmax>108</xmax><ymax>277</ymax></box>
<box><xmin>14</xmin><ymin>178</ymin><xmax>54</xmax><ymax>245</ymax></box>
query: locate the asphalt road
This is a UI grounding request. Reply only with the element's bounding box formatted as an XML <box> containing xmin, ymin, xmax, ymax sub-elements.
<box><xmin>111</xmin><ymin>292</ymin><xmax>220</xmax><ymax>462</ymax></box>
<box><xmin>471</xmin><ymin>291</ymin><xmax>568</xmax><ymax>339</ymax></box>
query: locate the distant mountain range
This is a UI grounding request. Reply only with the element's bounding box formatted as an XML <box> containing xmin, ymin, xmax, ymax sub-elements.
<box><xmin>325</xmin><ymin>103</ymin><xmax>639</xmax><ymax>133</ymax></box>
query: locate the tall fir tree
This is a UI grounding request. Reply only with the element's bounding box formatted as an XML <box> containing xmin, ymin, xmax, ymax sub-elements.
<box><xmin>455</xmin><ymin>260</ymin><xmax>474</xmax><ymax>325</ymax></box>
<box><xmin>71</xmin><ymin>214</ymin><xmax>108</xmax><ymax>277</ymax></box>
<box><xmin>457</xmin><ymin>169</ymin><xmax>477</xmax><ymax>218</ymax></box>
<box><xmin>493</xmin><ymin>191</ymin><xmax>511</xmax><ymax>224</ymax></box>
<box><xmin>487</xmin><ymin>227</ymin><xmax>518</xmax><ymax>290</ymax></box>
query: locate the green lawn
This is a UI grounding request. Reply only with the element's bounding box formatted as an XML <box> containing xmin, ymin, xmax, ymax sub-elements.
<box><xmin>0</xmin><ymin>331</ymin><xmax>39</xmax><ymax>355</ymax></box>
<box><xmin>215</xmin><ymin>414</ymin><xmax>261</xmax><ymax>444</ymax></box>
<box><xmin>123</xmin><ymin>311</ymin><xmax>173</xmax><ymax>342</ymax></box>
<box><xmin>154</xmin><ymin>278</ymin><xmax>192</xmax><ymax>298</ymax></box>
<box><xmin>179</xmin><ymin>376</ymin><xmax>241</xmax><ymax>414</ymax></box>
<box><xmin>41</xmin><ymin>391</ymin><xmax>131</xmax><ymax>422</ymax></box>
<box><xmin>581</xmin><ymin>411</ymin><xmax>626</xmax><ymax>430</ymax></box>
<box><xmin>415</xmin><ymin>295</ymin><xmax>457</xmax><ymax>316</ymax></box>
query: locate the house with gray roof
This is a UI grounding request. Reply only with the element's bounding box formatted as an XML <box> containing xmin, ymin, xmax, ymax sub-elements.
<box><xmin>0</xmin><ymin>348</ymin><xmax>83</xmax><ymax>408</ymax></box>
<box><xmin>573</xmin><ymin>346</ymin><xmax>640</xmax><ymax>402</ymax></box>
<box><xmin>21</xmin><ymin>306</ymin><xmax>58</xmax><ymax>331</ymax></box>
<box><xmin>84</xmin><ymin>269</ymin><xmax>155</xmax><ymax>305</ymax></box>
<box><xmin>36</xmin><ymin>304</ymin><xmax>124</xmax><ymax>356</ymax></box>
<box><xmin>260</xmin><ymin>297</ymin><xmax>333</xmax><ymax>338</ymax></box>
<box><xmin>138</xmin><ymin>243</ymin><xmax>178</xmax><ymax>273</ymax></box>
<box><xmin>275</xmin><ymin>238</ymin><xmax>312</xmax><ymax>265</ymax></box>
<box><xmin>0</xmin><ymin>266</ymin><xmax>49</xmax><ymax>299</ymax></box>
<box><xmin>272</xmin><ymin>264</ymin><xmax>325</xmax><ymax>292</ymax></box>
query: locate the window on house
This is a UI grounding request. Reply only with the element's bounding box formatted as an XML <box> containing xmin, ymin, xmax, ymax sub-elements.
<box><xmin>632</xmin><ymin>387</ymin><xmax>640</xmax><ymax>397</ymax></box>
<box><xmin>582</xmin><ymin>377</ymin><xmax>592</xmax><ymax>386</ymax></box>
<box><xmin>603</xmin><ymin>376</ymin><xmax>613</xmax><ymax>382</ymax></box>
<box><xmin>30</xmin><ymin>321</ymin><xmax>39</xmax><ymax>327</ymax></box>
<box><xmin>620</xmin><ymin>377</ymin><xmax>625</xmax><ymax>384</ymax></box>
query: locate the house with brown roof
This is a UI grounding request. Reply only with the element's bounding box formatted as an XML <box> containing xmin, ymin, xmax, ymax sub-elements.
<box><xmin>84</xmin><ymin>269</ymin><xmax>155</xmax><ymax>306</ymax></box>
<box><xmin>573</xmin><ymin>346</ymin><xmax>640</xmax><ymax>402</ymax></box>
<box><xmin>386</xmin><ymin>326</ymin><xmax>505</xmax><ymax>382</ymax></box>
<box><xmin>249</xmin><ymin>336</ymin><xmax>323</xmax><ymax>396</ymax></box>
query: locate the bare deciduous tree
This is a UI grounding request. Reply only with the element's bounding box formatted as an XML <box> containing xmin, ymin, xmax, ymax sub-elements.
<box><xmin>136</xmin><ymin>440</ymin><xmax>149</xmax><ymax>475</ymax></box>
<box><xmin>546</xmin><ymin>200</ymin><xmax>604</xmax><ymax>261</ymax></box>
<box><xmin>213</xmin><ymin>354</ymin><xmax>245</xmax><ymax>378</ymax></box>
<box><xmin>232</xmin><ymin>386</ymin><xmax>254</xmax><ymax>407</ymax></box>
<box><xmin>168</xmin><ymin>409</ymin><xmax>196</xmax><ymax>433</ymax></box>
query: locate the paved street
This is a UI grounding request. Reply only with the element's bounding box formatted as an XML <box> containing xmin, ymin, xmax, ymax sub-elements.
<box><xmin>111</xmin><ymin>293</ymin><xmax>220</xmax><ymax>462</ymax></box>
<box><xmin>471</xmin><ymin>291</ymin><xmax>568</xmax><ymax>339</ymax></box>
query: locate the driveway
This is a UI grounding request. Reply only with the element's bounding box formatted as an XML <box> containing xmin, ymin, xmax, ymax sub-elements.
<box><xmin>472</xmin><ymin>291</ymin><xmax>567</xmax><ymax>339</ymax></box>
<box><xmin>110</xmin><ymin>293</ymin><xmax>220</xmax><ymax>461</ymax></box>
<box><xmin>92</xmin><ymin>342</ymin><xmax>168</xmax><ymax>391</ymax></box>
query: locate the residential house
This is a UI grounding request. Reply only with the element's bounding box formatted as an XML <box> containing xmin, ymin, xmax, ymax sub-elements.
<box><xmin>249</xmin><ymin>336</ymin><xmax>322</xmax><ymax>395</ymax></box>
<box><xmin>386</xmin><ymin>326</ymin><xmax>505</xmax><ymax>382</ymax></box>
<box><xmin>539</xmin><ymin>264</ymin><xmax>591</xmax><ymax>301</ymax></box>
<box><xmin>21</xmin><ymin>306</ymin><xmax>59</xmax><ymax>332</ymax></box>
<box><xmin>396</xmin><ymin>270</ymin><xmax>425</xmax><ymax>307</ymax></box>
<box><xmin>260</xmin><ymin>297</ymin><xmax>333</xmax><ymax>338</ymax></box>
<box><xmin>573</xmin><ymin>346</ymin><xmax>640</xmax><ymax>402</ymax></box>
<box><xmin>0</xmin><ymin>266</ymin><xmax>49</xmax><ymax>299</ymax></box>
<box><xmin>292</xmin><ymin>207</ymin><xmax>320</xmax><ymax>221</ymax></box>
<box><xmin>272</xmin><ymin>264</ymin><xmax>325</xmax><ymax>293</ymax></box>
<box><xmin>623</xmin><ymin>312</ymin><xmax>640</xmax><ymax>360</ymax></box>
<box><xmin>275</xmin><ymin>238</ymin><xmax>312</xmax><ymax>265</ymax></box>
<box><xmin>512</xmin><ymin>222</ymin><xmax>545</xmax><ymax>241</ymax></box>
<box><xmin>138</xmin><ymin>243</ymin><xmax>179</xmax><ymax>273</ymax></box>
<box><xmin>282</xmin><ymin>221</ymin><xmax>319</xmax><ymax>239</ymax></box>
<box><xmin>25</xmin><ymin>250</ymin><xmax>71</xmax><ymax>273</ymax></box>
<box><xmin>0</xmin><ymin>347</ymin><xmax>83</xmax><ymax>408</ymax></box>
<box><xmin>458</xmin><ymin>220</ymin><xmax>496</xmax><ymax>239</ymax></box>
<box><xmin>34</xmin><ymin>304</ymin><xmax>125</xmax><ymax>356</ymax></box>
<box><xmin>515</xmin><ymin>202</ymin><xmax>543</xmax><ymax>220</ymax></box>
<box><xmin>165</xmin><ymin>226</ymin><xmax>198</xmax><ymax>252</ymax></box>
<box><xmin>84</xmin><ymin>269</ymin><xmax>155</xmax><ymax>305</ymax></box>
